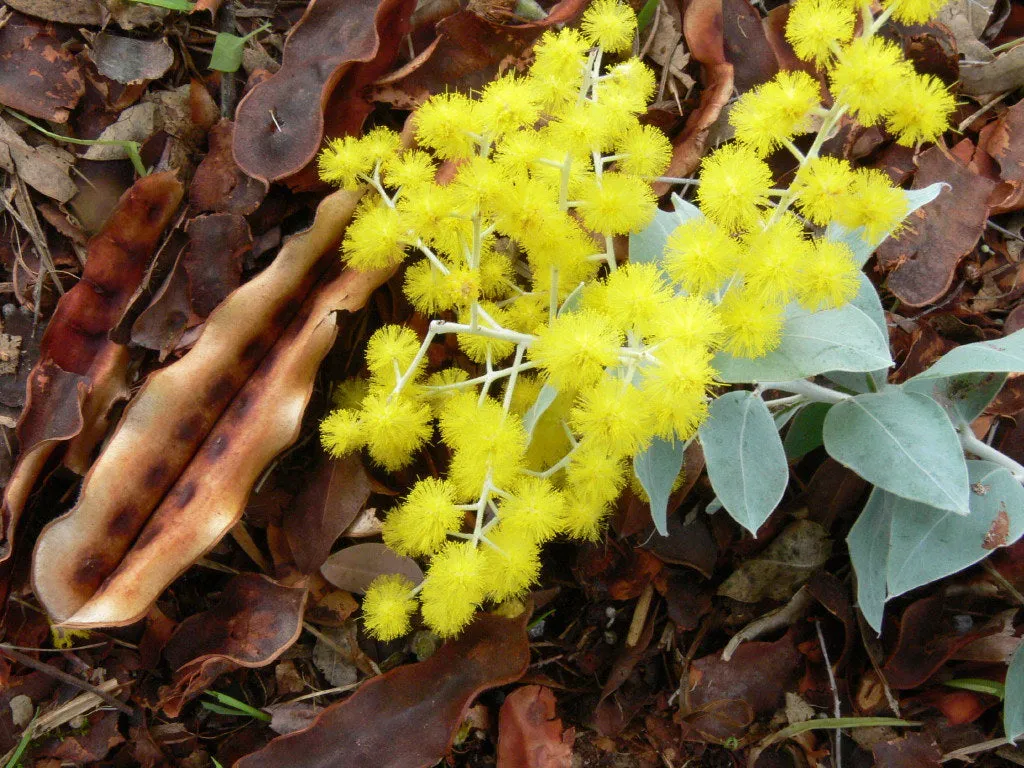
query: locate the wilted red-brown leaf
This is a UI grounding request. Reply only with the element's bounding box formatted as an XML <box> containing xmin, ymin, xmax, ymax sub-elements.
<box><xmin>30</xmin><ymin>187</ymin><xmax>375</xmax><ymax>626</ymax></box>
<box><xmin>876</xmin><ymin>145</ymin><xmax>996</xmax><ymax>307</ymax></box>
<box><xmin>722</xmin><ymin>0</ymin><xmax>779</xmax><ymax>91</ymax></box>
<box><xmin>184</xmin><ymin>213</ymin><xmax>251</xmax><ymax>317</ymax></box>
<box><xmin>232</xmin><ymin>0</ymin><xmax>415</xmax><ymax>185</ymax></box>
<box><xmin>684</xmin><ymin>632</ymin><xmax>801</xmax><ymax>743</ymax></box>
<box><xmin>320</xmin><ymin>542</ymin><xmax>423</xmax><ymax>594</ymax></box>
<box><xmin>157</xmin><ymin>574</ymin><xmax>307</xmax><ymax>716</ymax></box>
<box><xmin>234</xmin><ymin>607</ymin><xmax>532</xmax><ymax>768</ymax></box>
<box><xmin>130</xmin><ymin>245</ymin><xmax>197</xmax><ymax>358</ymax></box>
<box><xmin>881</xmin><ymin>594</ymin><xmax>992</xmax><ymax>689</ymax></box>
<box><xmin>285</xmin><ymin>453</ymin><xmax>373</xmax><ymax>574</ymax></box>
<box><xmin>978</xmin><ymin>100</ymin><xmax>1024</xmax><ymax>213</ymax></box>
<box><xmin>371</xmin><ymin>0</ymin><xmax>588</xmax><ymax>108</ymax></box>
<box><xmin>0</xmin><ymin>171</ymin><xmax>183</xmax><ymax>560</ymax></box>
<box><xmin>872</xmin><ymin>733</ymin><xmax>942</xmax><ymax>768</ymax></box>
<box><xmin>0</xmin><ymin>12</ymin><xmax>84</xmax><ymax>121</ymax></box>
<box><xmin>497</xmin><ymin>685</ymin><xmax>574</xmax><ymax>768</ymax></box>
<box><xmin>190</xmin><ymin>120</ymin><xmax>267</xmax><ymax>216</ymax></box>
<box><xmin>644</xmin><ymin>509</ymin><xmax>716</xmax><ymax>578</ymax></box>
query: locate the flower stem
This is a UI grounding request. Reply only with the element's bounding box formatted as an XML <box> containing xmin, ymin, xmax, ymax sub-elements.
<box><xmin>957</xmin><ymin>425</ymin><xmax>1024</xmax><ymax>484</ymax></box>
<box><xmin>759</xmin><ymin>379</ymin><xmax>850</xmax><ymax>404</ymax></box>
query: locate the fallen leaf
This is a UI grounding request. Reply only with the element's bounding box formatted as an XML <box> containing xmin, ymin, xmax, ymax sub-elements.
<box><xmin>130</xmin><ymin>244</ymin><xmax>197</xmax><ymax>358</ymax></box>
<box><xmin>320</xmin><ymin>542</ymin><xmax>424</xmax><ymax>594</ymax></box>
<box><xmin>183</xmin><ymin>213</ymin><xmax>251</xmax><ymax>317</ymax></box>
<box><xmin>497</xmin><ymin>685</ymin><xmax>574</xmax><ymax>768</ymax></box>
<box><xmin>90</xmin><ymin>34</ymin><xmax>175</xmax><ymax>85</ymax></box>
<box><xmin>876</xmin><ymin>144</ymin><xmax>996</xmax><ymax>308</ymax></box>
<box><xmin>233</xmin><ymin>0</ymin><xmax>416</xmax><ymax>185</ymax></box>
<box><xmin>234</xmin><ymin>607</ymin><xmax>531</xmax><ymax>768</ymax></box>
<box><xmin>285</xmin><ymin>453</ymin><xmax>373</xmax><ymax>574</ymax></box>
<box><xmin>311</xmin><ymin>620</ymin><xmax>367</xmax><ymax>686</ymax></box>
<box><xmin>881</xmin><ymin>594</ymin><xmax>992</xmax><ymax>689</ymax></box>
<box><xmin>0</xmin><ymin>117</ymin><xmax>78</xmax><ymax>202</ymax></box>
<box><xmin>872</xmin><ymin>733</ymin><xmax>943</xmax><ymax>768</ymax></box>
<box><xmin>0</xmin><ymin>12</ymin><xmax>84</xmax><ymax>122</ymax></box>
<box><xmin>189</xmin><ymin>120</ymin><xmax>267</xmax><ymax>216</ymax></box>
<box><xmin>717</xmin><ymin>520</ymin><xmax>832</xmax><ymax>603</ymax></box>
<box><xmin>961</xmin><ymin>42</ymin><xmax>1024</xmax><ymax>96</ymax></box>
<box><xmin>684</xmin><ymin>632</ymin><xmax>801</xmax><ymax>743</ymax></box>
<box><xmin>0</xmin><ymin>171</ymin><xmax>183</xmax><ymax>560</ymax></box>
<box><xmin>158</xmin><ymin>573</ymin><xmax>307</xmax><ymax>716</ymax></box>
<box><xmin>4</xmin><ymin>0</ymin><xmax>104</xmax><ymax>25</ymax></box>
<box><xmin>36</xmin><ymin>709</ymin><xmax>125</xmax><ymax>763</ymax></box>
<box><xmin>978</xmin><ymin>99</ymin><xmax>1024</xmax><ymax>212</ymax></box>
<box><xmin>371</xmin><ymin>0</ymin><xmax>588</xmax><ymax>108</ymax></box>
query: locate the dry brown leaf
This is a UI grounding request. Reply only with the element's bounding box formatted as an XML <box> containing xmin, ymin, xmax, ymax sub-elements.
<box><xmin>0</xmin><ymin>117</ymin><xmax>78</xmax><ymax>202</ymax></box>
<box><xmin>4</xmin><ymin>0</ymin><xmax>104</xmax><ymax>25</ymax></box>
<box><xmin>717</xmin><ymin>520</ymin><xmax>831</xmax><ymax>603</ymax></box>
<box><xmin>90</xmin><ymin>34</ymin><xmax>175</xmax><ymax>86</ymax></box>
<box><xmin>0</xmin><ymin>12</ymin><xmax>85</xmax><ymax>122</ymax></box>
<box><xmin>320</xmin><ymin>543</ymin><xmax>424</xmax><ymax>594</ymax></box>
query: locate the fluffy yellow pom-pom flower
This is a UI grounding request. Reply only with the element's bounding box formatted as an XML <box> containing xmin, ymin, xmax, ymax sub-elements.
<box><xmin>581</xmin><ymin>0</ymin><xmax>637</xmax><ymax>53</ymax></box>
<box><xmin>529</xmin><ymin>311</ymin><xmax>623</xmax><ymax>392</ymax></box>
<box><xmin>318</xmin><ymin>135</ymin><xmax>372</xmax><ymax>189</ymax></box>
<box><xmin>664</xmin><ymin>217</ymin><xmax>741</xmax><ymax>295</ymax></box>
<box><xmin>577</xmin><ymin>172</ymin><xmax>657</xmax><ymax>235</ymax></box>
<box><xmin>696</xmin><ymin>144</ymin><xmax>773</xmax><ymax>232</ymax></box>
<box><xmin>359</xmin><ymin>392</ymin><xmax>433</xmax><ymax>471</ymax></box>
<box><xmin>341</xmin><ymin>202</ymin><xmax>409</xmax><ymax>270</ymax></box>
<box><xmin>530</xmin><ymin>28</ymin><xmax>590</xmax><ymax>84</ymax></box>
<box><xmin>320</xmin><ymin>408</ymin><xmax>365</xmax><ymax>457</ymax></box>
<box><xmin>718</xmin><ymin>289</ymin><xmax>785</xmax><ymax>359</ymax></box>
<box><xmin>791</xmin><ymin>156</ymin><xmax>856</xmax><ymax>226</ymax></box>
<box><xmin>641</xmin><ymin>344</ymin><xmax>714</xmax><ymax>438</ymax></box>
<box><xmin>482</xmin><ymin>526</ymin><xmax>542</xmax><ymax>601</ymax></box>
<box><xmin>651</xmin><ymin>295</ymin><xmax>725</xmax><ymax>351</ymax></box>
<box><xmin>382</xmin><ymin>149</ymin><xmax>436</xmax><ymax>192</ymax></box>
<box><xmin>566</xmin><ymin>440</ymin><xmax>628</xmax><ymax>507</ymax></box>
<box><xmin>421</xmin><ymin>542</ymin><xmax>487</xmax><ymax>637</ymax></box>
<box><xmin>797</xmin><ymin>239</ymin><xmax>861</xmax><ymax>311</ymax></box>
<box><xmin>382</xmin><ymin>477</ymin><xmax>464</xmax><ymax>556</ymax></box>
<box><xmin>605</xmin><ymin>60</ymin><xmax>658</xmax><ymax>115</ymax></box>
<box><xmin>837</xmin><ymin>168</ymin><xmax>908</xmax><ymax>243</ymax></box>
<box><xmin>615</xmin><ymin>122</ymin><xmax>673</xmax><ymax>177</ymax></box>
<box><xmin>885</xmin><ymin>74</ymin><xmax>955</xmax><ymax>147</ymax></box>
<box><xmin>584</xmin><ymin>262</ymin><xmax>673</xmax><ymax>338</ymax></box>
<box><xmin>478</xmin><ymin>73</ymin><xmax>542</xmax><ymax>137</ymax></box>
<box><xmin>785</xmin><ymin>0</ymin><xmax>855</xmax><ymax>66</ymax></box>
<box><xmin>499</xmin><ymin>477</ymin><xmax>567</xmax><ymax>543</ymax></box>
<box><xmin>447</xmin><ymin>399</ymin><xmax>528</xmax><ymax>495</ymax></box>
<box><xmin>881</xmin><ymin>0</ymin><xmax>951</xmax><ymax>24</ymax></box>
<box><xmin>729</xmin><ymin>71</ymin><xmax>821</xmax><ymax>156</ymax></box>
<box><xmin>366</xmin><ymin>325</ymin><xmax>422</xmax><ymax>386</ymax></box>
<box><xmin>562</xmin><ymin>492</ymin><xmax>612</xmax><ymax>542</ymax></box>
<box><xmin>361</xmin><ymin>574</ymin><xmax>418</xmax><ymax>641</ymax></box>
<box><xmin>414</xmin><ymin>92</ymin><xmax>481</xmax><ymax>159</ymax></box>
<box><xmin>569</xmin><ymin>376</ymin><xmax>656</xmax><ymax>456</ymax></box>
<box><xmin>829</xmin><ymin>37</ymin><xmax>913</xmax><ymax>126</ymax></box>
<box><xmin>742</xmin><ymin>214</ymin><xmax>812</xmax><ymax>305</ymax></box>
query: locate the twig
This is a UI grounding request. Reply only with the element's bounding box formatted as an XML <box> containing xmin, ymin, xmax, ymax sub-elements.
<box><xmin>627</xmin><ymin>582</ymin><xmax>655</xmax><ymax>647</ymax></box>
<box><xmin>816</xmin><ymin>620</ymin><xmax>842</xmax><ymax>768</ymax></box>
<box><xmin>941</xmin><ymin>737</ymin><xmax>1010</xmax><ymax>762</ymax></box>
<box><xmin>0</xmin><ymin>645</ymin><xmax>133</xmax><ymax>715</ymax></box>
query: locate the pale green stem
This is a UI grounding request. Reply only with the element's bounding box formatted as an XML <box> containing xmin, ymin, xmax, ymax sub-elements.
<box><xmin>389</xmin><ymin>328</ymin><xmax>437</xmax><ymax>399</ymax></box>
<box><xmin>422</xmin><ymin>362</ymin><xmax>538</xmax><ymax>393</ymax></box>
<box><xmin>763</xmin><ymin>394</ymin><xmax>806</xmax><ymax>409</ymax></box>
<box><xmin>957</xmin><ymin>424</ymin><xmax>1024</xmax><ymax>484</ymax></box>
<box><xmin>431</xmin><ymin>320</ymin><xmax>534</xmax><ymax>345</ymax></box>
<box><xmin>416</xmin><ymin>241</ymin><xmax>449</xmax><ymax>275</ymax></box>
<box><xmin>759</xmin><ymin>379</ymin><xmax>850</xmax><ymax>404</ymax></box>
<box><xmin>503</xmin><ymin>344</ymin><xmax>527</xmax><ymax>416</ymax></box>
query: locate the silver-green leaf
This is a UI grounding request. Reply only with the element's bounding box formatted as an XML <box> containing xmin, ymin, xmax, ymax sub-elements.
<box><xmin>698</xmin><ymin>391</ymin><xmax>788</xmax><ymax>535</ymax></box>
<box><xmin>846</xmin><ymin>486</ymin><xmax>895</xmax><ymax>633</ymax></box>
<box><xmin>887</xmin><ymin>460</ymin><xmax>1024</xmax><ymax>599</ymax></box>
<box><xmin>633</xmin><ymin>436</ymin><xmax>686</xmax><ymax>536</ymax></box>
<box><xmin>908</xmin><ymin>329</ymin><xmax>1024</xmax><ymax>380</ymax></box>
<box><xmin>823</xmin><ymin>389</ymin><xmax>970</xmax><ymax>514</ymax></box>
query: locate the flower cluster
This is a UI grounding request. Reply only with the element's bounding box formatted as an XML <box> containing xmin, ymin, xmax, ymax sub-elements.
<box><xmin>316</xmin><ymin>0</ymin><xmax>953</xmax><ymax>641</ymax></box>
